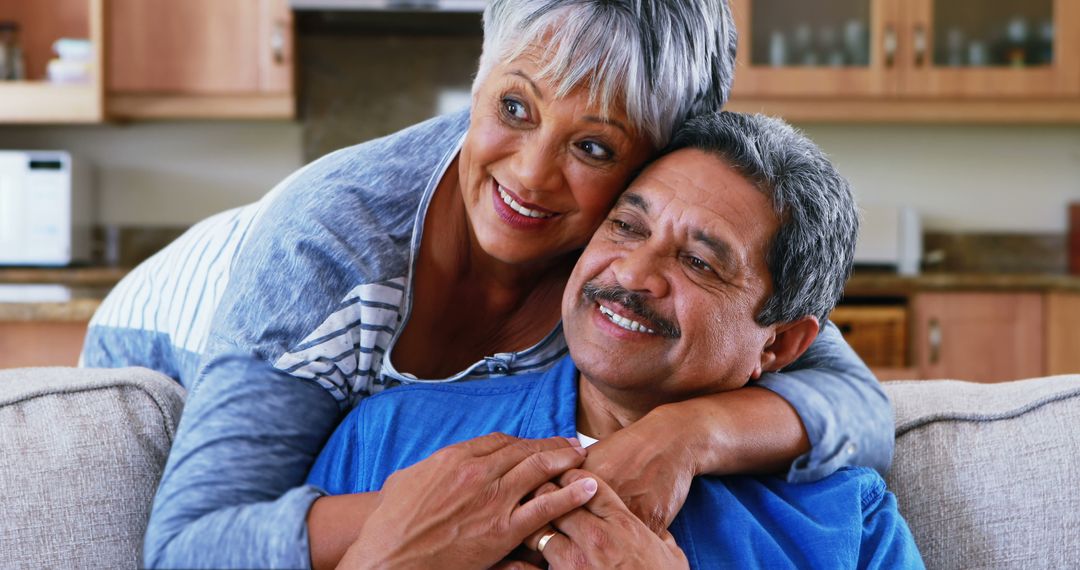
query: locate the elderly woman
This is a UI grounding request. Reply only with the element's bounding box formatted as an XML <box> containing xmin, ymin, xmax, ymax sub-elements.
<box><xmin>82</xmin><ymin>1</ymin><xmax>892</xmax><ymax>568</ymax></box>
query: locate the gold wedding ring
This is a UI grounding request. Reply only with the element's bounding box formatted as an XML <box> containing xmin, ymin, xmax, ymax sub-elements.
<box><xmin>537</xmin><ymin>530</ymin><xmax>559</xmax><ymax>553</ymax></box>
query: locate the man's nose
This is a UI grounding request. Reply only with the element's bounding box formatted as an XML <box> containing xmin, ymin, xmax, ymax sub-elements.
<box><xmin>513</xmin><ymin>134</ymin><xmax>563</xmax><ymax>193</ymax></box>
<box><xmin>611</xmin><ymin>245</ymin><xmax>670</xmax><ymax>298</ymax></box>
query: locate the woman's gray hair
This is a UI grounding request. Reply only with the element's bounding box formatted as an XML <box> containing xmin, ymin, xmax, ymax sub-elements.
<box><xmin>474</xmin><ymin>0</ymin><xmax>736</xmax><ymax>148</ymax></box>
<box><xmin>666</xmin><ymin>112</ymin><xmax>859</xmax><ymax>326</ymax></box>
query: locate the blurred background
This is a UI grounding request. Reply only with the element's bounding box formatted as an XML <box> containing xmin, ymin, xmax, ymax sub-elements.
<box><xmin>0</xmin><ymin>0</ymin><xmax>1077</xmax><ymax>382</ymax></box>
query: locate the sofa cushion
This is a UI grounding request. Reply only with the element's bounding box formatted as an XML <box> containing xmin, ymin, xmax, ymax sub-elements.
<box><xmin>0</xmin><ymin>367</ymin><xmax>184</xmax><ymax>570</ymax></box>
<box><xmin>883</xmin><ymin>375</ymin><xmax>1080</xmax><ymax>570</ymax></box>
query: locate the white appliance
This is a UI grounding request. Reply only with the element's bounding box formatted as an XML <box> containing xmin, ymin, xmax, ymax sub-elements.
<box><xmin>0</xmin><ymin>150</ymin><xmax>94</xmax><ymax>266</ymax></box>
<box><xmin>854</xmin><ymin>204</ymin><xmax>922</xmax><ymax>275</ymax></box>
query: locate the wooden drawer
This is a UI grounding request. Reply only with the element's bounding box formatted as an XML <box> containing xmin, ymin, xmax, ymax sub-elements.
<box><xmin>830</xmin><ymin>305</ymin><xmax>908</xmax><ymax>369</ymax></box>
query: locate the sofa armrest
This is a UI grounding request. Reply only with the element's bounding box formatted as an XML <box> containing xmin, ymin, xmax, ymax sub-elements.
<box><xmin>0</xmin><ymin>366</ymin><xmax>185</xmax><ymax>570</ymax></box>
<box><xmin>883</xmin><ymin>375</ymin><xmax>1080</xmax><ymax>569</ymax></box>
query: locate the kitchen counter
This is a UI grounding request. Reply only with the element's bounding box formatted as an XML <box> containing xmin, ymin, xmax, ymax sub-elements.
<box><xmin>2</xmin><ymin>268</ymin><xmax>1080</xmax><ymax>323</ymax></box>
<box><xmin>845</xmin><ymin>272</ymin><xmax>1080</xmax><ymax>297</ymax></box>
<box><xmin>0</xmin><ymin>267</ymin><xmax>125</xmax><ymax>322</ymax></box>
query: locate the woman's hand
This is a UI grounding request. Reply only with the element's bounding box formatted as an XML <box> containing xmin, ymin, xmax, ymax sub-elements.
<box><xmin>580</xmin><ymin>403</ymin><xmax>699</xmax><ymax>532</ymax></box>
<box><xmin>337</xmin><ymin>433</ymin><xmax>598</xmax><ymax>570</ymax></box>
<box><xmin>532</xmin><ymin>470</ymin><xmax>690</xmax><ymax>570</ymax></box>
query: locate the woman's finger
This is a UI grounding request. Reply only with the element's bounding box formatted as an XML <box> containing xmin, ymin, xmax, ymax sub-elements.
<box><xmin>510</xmin><ymin>476</ymin><xmax>597</xmax><ymax>535</ymax></box>
<box><xmin>490</xmin><ymin>560</ymin><xmax>545</xmax><ymax>570</ymax></box>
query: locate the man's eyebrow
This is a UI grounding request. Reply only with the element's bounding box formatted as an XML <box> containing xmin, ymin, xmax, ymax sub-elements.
<box><xmin>509</xmin><ymin>70</ymin><xmax>543</xmax><ymax>101</ymax></box>
<box><xmin>692</xmin><ymin>229</ymin><xmax>737</xmax><ymax>271</ymax></box>
<box><xmin>616</xmin><ymin>192</ymin><xmax>649</xmax><ymax>214</ymax></box>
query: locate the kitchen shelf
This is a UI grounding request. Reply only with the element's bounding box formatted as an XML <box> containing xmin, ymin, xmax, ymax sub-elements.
<box><xmin>0</xmin><ymin>80</ymin><xmax>103</xmax><ymax>123</ymax></box>
<box><xmin>726</xmin><ymin>97</ymin><xmax>1080</xmax><ymax>124</ymax></box>
<box><xmin>0</xmin><ymin>0</ymin><xmax>105</xmax><ymax>124</ymax></box>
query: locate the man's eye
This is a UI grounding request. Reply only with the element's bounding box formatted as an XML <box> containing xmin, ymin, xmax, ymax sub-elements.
<box><xmin>578</xmin><ymin>140</ymin><xmax>613</xmax><ymax>161</ymax></box>
<box><xmin>501</xmin><ymin>98</ymin><xmax>528</xmax><ymax>121</ymax></box>
<box><xmin>687</xmin><ymin>256</ymin><xmax>713</xmax><ymax>273</ymax></box>
<box><xmin>610</xmin><ymin>219</ymin><xmax>639</xmax><ymax>236</ymax></box>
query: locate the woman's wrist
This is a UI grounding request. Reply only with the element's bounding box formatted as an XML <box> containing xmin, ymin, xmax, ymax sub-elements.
<box><xmin>651</xmin><ymin>386</ymin><xmax>810</xmax><ymax>477</ymax></box>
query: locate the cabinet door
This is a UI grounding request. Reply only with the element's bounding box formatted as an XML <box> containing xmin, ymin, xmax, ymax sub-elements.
<box><xmin>731</xmin><ymin>0</ymin><xmax>898</xmax><ymax>98</ymax></box>
<box><xmin>900</xmin><ymin>0</ymin><xmax>1080</xmax><ymax>97</ymax></box>
<box><xmin>108</xmin><ymin>0</ymin><xmax>292</xmax><ymax>95</ymax></box>
<box><xmin>1046</xmin><ymin>292</ymin><xmax>1080</xmax><ymax>375</ymax></box>
<box><xmin>0</xmin><ymin>322</ymin><xmax>87</xmax><ymax>368</ymax></box>
<box><xmin>914</xmin><ymin>292</ymin><xmax>1044</xmax><ymax>382</ymax></box>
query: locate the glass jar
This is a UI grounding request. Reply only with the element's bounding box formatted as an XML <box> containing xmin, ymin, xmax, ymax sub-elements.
<box><xmin>0</xmin><ymin>21</ymin><xmax>24</xmax><ymax>80</ymax></box>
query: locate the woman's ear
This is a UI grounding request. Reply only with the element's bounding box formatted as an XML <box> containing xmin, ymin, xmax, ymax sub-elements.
<box><xmin>757</xmin><ymin>316</ymin><xmax>820</xmax><ymax>375</ymax></box>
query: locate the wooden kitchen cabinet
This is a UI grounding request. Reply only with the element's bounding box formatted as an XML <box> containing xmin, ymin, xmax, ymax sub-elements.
<box><xmin>0</xmin><ymin>0</ymin><xmax>105</xmax><ymax>123</ymax></box>
<box><xmin>913</xmin><ymin>292</ymin><xmax>1045</xmax><ymax>382</ymax></box>
<box><xmin>1046</xmin><ymin>292</ymin><xmax>1080</xmax><ymax>375</ymax></box>
<box><xmin>728</xmin><ymin>0</ymin><xmax>1080</xmax><ymax>122</ymax></box>
<box><xmin>0</xmin><ymin>322</ymin><xmax>87</xmax><ymax>368</ymax></box>
<box><xmin>107</xmin><ymin>0</ymin><xmax>295</xmax><ymax>119</ymax></box>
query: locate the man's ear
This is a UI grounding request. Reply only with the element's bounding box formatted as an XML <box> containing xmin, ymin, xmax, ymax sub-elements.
<box><xmin>755</xmin><ymin>316</ymin><xmax>820</xmax><ymax>377</ymax></box>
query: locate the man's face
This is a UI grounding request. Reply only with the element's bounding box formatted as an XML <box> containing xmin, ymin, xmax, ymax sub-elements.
<box><xmin>562</xmin><ymin>148</ymin><xmax>781</xmax><ymax>409</ymax></box>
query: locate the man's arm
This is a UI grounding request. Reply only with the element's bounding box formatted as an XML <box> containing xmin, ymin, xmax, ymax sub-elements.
<box><xmin>581</xmin><ymin>321</ymin><xmax>893</xmax><ymax>530</ymax></box>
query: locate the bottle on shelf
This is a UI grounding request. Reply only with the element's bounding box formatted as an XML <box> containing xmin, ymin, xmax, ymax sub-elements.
<box><xmin>0</xmin><ymin>21</ymin><xmax>25</xmax><ymax>81</ymax></box>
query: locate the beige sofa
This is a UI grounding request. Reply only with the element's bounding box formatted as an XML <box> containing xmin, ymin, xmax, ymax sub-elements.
<box><xmin>1</xmin><ymin>367</ymin><xmax>1078</xmax><ymax>569</ymax></box>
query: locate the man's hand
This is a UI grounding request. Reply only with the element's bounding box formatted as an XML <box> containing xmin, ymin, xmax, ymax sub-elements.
<box><xmin>530</xmin><ymin>470</ymin><xmax>690</xmax><ymax>570</ymax></box>
<box><xmin>337</xmin><ymin>433</ymin><xmax>597</xmax><ymax>570</ymax></box>
<box><xmin>580</xmin><ymin>404</ymin><xmax>699</xmax><ymax>532</ymax></box>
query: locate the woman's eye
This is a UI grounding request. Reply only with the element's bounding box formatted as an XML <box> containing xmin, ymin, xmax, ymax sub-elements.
<box><xmin>578</xmin><ymin>140</ymin><xmax>613</xmax><ymax>161</ymax></box>
<box><xmin>501</xmin><ymin>98</ymin><xmax>528</xmax><ymax>121</ymax></box>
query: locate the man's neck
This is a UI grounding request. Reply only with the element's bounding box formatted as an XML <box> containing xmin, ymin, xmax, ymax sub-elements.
<box><xmin>575</xmin><ymin>374</ymin><xmax>655</xmax><ymax>440</ymax></box>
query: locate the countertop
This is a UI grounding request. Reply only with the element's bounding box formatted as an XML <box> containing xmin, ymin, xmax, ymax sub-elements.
<box><xmin>845</xmin><ymin>272</ymin><xmax>1080</xmax><ymax>296</ymax></box>
<box><xmin>0</xmin><ymin>267</ymin><xmax>127</xmax><ymax>322</ymax></box>
<box><xmin>3</xmin><ymin>267</ymin><xmax>1080</xmax><ymax>322</ymax></box>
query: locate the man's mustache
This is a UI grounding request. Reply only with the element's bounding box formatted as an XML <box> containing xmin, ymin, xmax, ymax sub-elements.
<box><xmin>581</xmin><ymin>281</ymin><xmax>681</xmax><ymax>339</ymax></box>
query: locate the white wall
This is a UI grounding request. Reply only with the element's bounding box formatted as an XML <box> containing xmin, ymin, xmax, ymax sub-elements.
<box><xmin>0</xmin><ymin>121</ymin><xmax>303</xmax><ymax>226</ymax></box>
<box><xmin>0</xmin><ymin>120</ymin><xmax>1077</xmax><ymax>233</ymax></box>
<box><xmin>800</xmin><ymin>124</ymin><xmax>1080</xmax><ymax>233</ymax></box>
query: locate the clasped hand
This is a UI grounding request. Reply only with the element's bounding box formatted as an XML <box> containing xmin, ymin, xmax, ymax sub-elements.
<box><xmin>338</xmin><ymin>420</ymin><xmax>696</xmax><ymax>569</ymax></box>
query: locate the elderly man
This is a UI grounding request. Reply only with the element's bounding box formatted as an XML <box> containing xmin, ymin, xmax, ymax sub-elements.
<box><xmin>306</xmin><ymin>112</ymin><xmax>922</xmax><ymax>569</ymax></box>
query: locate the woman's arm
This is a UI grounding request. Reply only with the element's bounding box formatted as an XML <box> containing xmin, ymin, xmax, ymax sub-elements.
<box><xmin>581</xmin><ymin>321</ymin><xmax>893</xmax><ymax>530</ymax></box>
<box><xmin>144</xmin><ymin>355</ymin><xmax>342</xmax><ymax>568</ymax></box>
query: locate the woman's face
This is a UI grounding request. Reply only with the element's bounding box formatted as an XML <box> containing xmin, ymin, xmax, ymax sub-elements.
<box><xmin>458</xmin><ymin>46</ymin><xmax>655</xmax><ymax>269</ymax></box>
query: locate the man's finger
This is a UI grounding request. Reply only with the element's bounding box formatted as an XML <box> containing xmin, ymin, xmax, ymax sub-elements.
<box><xmin>502</xmin><ymin>446</ymin><xmax>587</xmax><ymax>499</ymax></box>
<box><xmin>557</xmin><ymin>469</ymin><xmax>628</xmax><ymax>519</ymax></box>
<box><xmin>510</xmin><ymin>476</ymin><xmax>597</xmax><ymax>536</ymax></box>
<box><xmin>485</xmin><ymin>436</ymin><xmax>584</xmax><ymax>474</ymax></box>
<box><xmin>535</xmin><ymin>529</ymin><xmax>579</xmax><ymax>568</ymax></box>
<box><xmin>454</xmin><ymin>432</ymin><xmax>521</xmax><ymax>457</ymax></box>
<box><xmin>490</xmin><ymin>560</ymin><xmax>544</xmax><ymax>570</ymax></box>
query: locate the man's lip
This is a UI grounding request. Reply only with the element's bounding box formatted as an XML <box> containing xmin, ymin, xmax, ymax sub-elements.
<box><xmin>596</xmin><ymin>301</ymin><xmax>660</xmax><ymax>334</ymax></box>
<box><xmin>494</xmin><ymin>179</ymin><xmax>558</xmax><ymax>215</ymax></box>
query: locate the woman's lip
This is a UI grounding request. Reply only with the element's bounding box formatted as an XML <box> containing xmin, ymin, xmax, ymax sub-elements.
<box><xmin>490</xmin><ymin>180</ymin><xmax>559</xmax><ymax>230</ymax></box>
<box><xmin>494</xmin><ymin>180</ymin><xmax>558</xmax><ymax>214</ymax></box>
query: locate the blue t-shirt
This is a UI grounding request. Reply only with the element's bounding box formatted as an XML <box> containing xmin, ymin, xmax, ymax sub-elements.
<box><xmin>308</xmin><ymin>356</ymin><xmax>923</xmax><ymax>569</ymax></box>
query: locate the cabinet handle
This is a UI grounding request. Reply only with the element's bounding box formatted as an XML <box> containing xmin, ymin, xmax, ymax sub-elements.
<box><xmin>271</xmin><ymin>21</ymin><xmax>287</xmax><ymax>64</ymax></box>
<box><xmin>883</xmin><ymin>23</ymin><xmax>898</xmax><ymax>68</ymax></box>
<box><xmin>913</xmin><ymin>23</ymin><xmax>928</xmax><ymax>67</ymax></box>
<box><xmin>928</xmin><ymin>318</ymin><xmax>942</xmax><ymax>365</ymax></box>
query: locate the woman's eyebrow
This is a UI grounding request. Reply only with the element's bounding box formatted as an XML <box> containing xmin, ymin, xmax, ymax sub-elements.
<box><xmin>509</xmin><ymin>70</ymin><xmax>544</xmax><ymax>101</ymax></box>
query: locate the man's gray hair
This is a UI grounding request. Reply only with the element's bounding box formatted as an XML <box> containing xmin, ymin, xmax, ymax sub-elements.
<box><xmin>475</xmin><ymin>0</ymin><xmax>736</xmax><ymax>147</ymax></box>
<box><xmin>667</xmin><ymin>112</ymin><xmax>858</xmax><ymax>325</ymax></box>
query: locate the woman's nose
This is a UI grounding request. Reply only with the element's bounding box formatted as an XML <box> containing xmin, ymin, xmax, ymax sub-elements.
<box><xmin>513</xmin><ymin>135</ymin><xmax>562</xmax><ymax>193</ymax></box>
<box><xmin>612</xmin><ymin>246</ymin><xmax>670</xmax><ymax>299</ymax></box>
